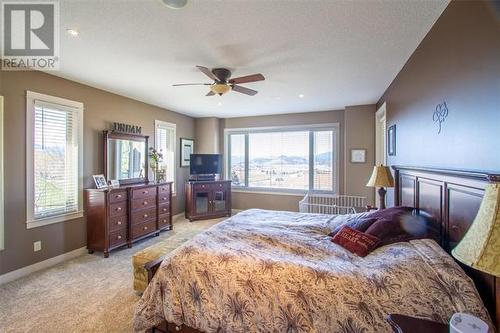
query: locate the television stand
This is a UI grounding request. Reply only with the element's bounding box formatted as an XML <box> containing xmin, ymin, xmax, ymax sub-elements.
<box><xmin>189</xmin><ymin>174</ymin><xmax>217</xmax><ymax>182</ymax></box>
<box><xmin>185</xmin><ymin>180</ymin><xmax>231</xmax><ymax>221</ymax></box>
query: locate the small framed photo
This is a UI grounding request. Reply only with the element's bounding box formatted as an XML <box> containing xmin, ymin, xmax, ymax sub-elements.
<box><xmin>92</xmin><ymin>174</ymin><xmax>108</xmax><ymax>189</ymax></box>
<box><xmin>180</xmin><ymin>138</ymin><xmax>194</xmax><ymax>167</ymax></box>
<box><xmin>388</xmin><ymin>124</ymin><xmax>396</xmax><ymax>156</ymax></box>
<box><xmin>108</xmin><ymin>179</ymin><xmax>120</xmax><ymax>188</ymax></box>
<box><xmin>351</xmin><ymin>149</ymin><xmax>367</xmax><ymax>163</ymax></box>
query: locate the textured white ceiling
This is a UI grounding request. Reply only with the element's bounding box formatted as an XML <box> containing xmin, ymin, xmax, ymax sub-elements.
<box><xmin>54</xmin><ymin>0</ymin><xmax>449</xmax><ymax>118</ymax></box>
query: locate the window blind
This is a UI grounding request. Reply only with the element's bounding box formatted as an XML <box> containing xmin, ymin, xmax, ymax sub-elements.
<box><xmin>155</xmin><ymin>121</ymin><xmax>176</xmax><ymax>191</ymax></box>
<box><xmin>33</xmin><ymin>100</ymin><xmax>80</xmax><ymax>219</ymax></box>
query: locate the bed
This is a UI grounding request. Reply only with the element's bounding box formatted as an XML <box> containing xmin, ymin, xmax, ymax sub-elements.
<box><xmin>134</xmin><ymin>166</ymin><xmax>499</xmax><ymax>332</ymax></box>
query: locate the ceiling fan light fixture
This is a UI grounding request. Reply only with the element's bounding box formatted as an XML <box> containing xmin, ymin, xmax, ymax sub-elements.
<box><xmin>210</xmin><ymin>83</ymin><xmax>232</xmax><ymax>96</ymax></box>
<box><xmin>160</xmin><ymin>0</ymin><xmax>188</xmax><ymax>9</ymax></box>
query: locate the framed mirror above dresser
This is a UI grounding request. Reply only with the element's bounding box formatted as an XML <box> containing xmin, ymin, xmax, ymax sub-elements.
<box><xmin>85</xmin><ymin>130</ymin><xmax>172</xmax><ymax>257</ymax></box>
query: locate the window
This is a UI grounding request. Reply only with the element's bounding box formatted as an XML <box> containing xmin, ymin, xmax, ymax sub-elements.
<box><xmin>26</xmin><ymin>91</ymin><xmax>84</xmax><ymax>229</ymax></box>
<box><xmin>155</xmin><ymin>120</ymin><xmax>176</xmax><ymax>193</ymax></box>
<box><xmin>225</xmin><ymin>124</ymin><xmax>338</xmax><ymax>193</ymax></box>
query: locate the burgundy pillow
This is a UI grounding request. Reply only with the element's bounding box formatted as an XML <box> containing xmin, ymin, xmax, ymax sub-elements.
<box><xmin>328</xmin><ymin>217</ymin><xmax>378</xmax><ymax>237</ymax></box>
<box><xmin>332</xmin><ymin>226</ymin><xmax>380</xmax><ymax>257</ymax></box>
<box><xmin>365</xmin><ymin>214</ymin><xmax>427</xmax><ymax>247</ymax></box>
<box><xmin>367</xmin><ymin>206</ymin><xmax>414</xmax><ymax>220</ymax></box>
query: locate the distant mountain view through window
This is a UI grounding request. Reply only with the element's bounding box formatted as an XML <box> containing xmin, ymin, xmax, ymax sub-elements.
<box><xmin>228</xmin><ymin>129</ymin><xmax>335</xmax><ymax>192</ymax></box>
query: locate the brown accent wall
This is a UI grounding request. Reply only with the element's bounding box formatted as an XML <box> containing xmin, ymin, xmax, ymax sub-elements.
<box><xmin>194</xmin><ymin>117</ymin><xmax>221</xmax><ymax>154</ymax></box>
<box><xmin>378</xmin><ymin>0</ymin><xmax>500</xmax><ymax>189</ymax></box>
<box><xmin>344</xmin><ymin>105</ymin><xmax>376</xmax><ymax>204</ymax></box>
<box><xmin>0</xmin><ymin>71</ymin><xmax>195</xmax><ymax>274</ymax></box>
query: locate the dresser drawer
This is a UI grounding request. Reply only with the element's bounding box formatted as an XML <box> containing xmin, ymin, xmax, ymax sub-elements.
<box><xmin>131</xmin><ymin>186</ymin><xmax>156</xmax><ymax>199</ymax></box>
<box><xmin>158</xmin><ymin>204</ymin><xmax>170</xmax><ymax>215</ymax></box>
<box><xmin>193</xmin><ymin>183</ymin><xmax>210</xmax><ymax>191</ymax></box>
<box><xmin>109</xmin><ymin>202</ymin><xmax>127</xmax><ymax>217</ymax></box>
<box><xmin>132</xmin><ymin>220</ymin><xmax>156</xmax><ymax>239</ymax></box>
<box><xmin>158</xmin><ymin>184</ymin><xmax>171</xmax><ymax>195</ymax></box>
<box><xmin>131</xmin><ymin>196</ymin><xmax>156</xmax><ymax>210</ymax></box>
<box><xmin>109</xmin><ymin>215</ymin><xmax>127</xmax><ymax>232</ymax></box>
<box><xmin>158</xmin><ymin>214</ymin><xmax>170</xmax><ymax>228</ymax></box>
<box><xmin>109</xmin><ymin>229</ymin><xmax>127</xmax><ymax>248</ymax></box>
<box><xmin>131</xmin><ymin>207</ymin><xmax>157</xmax><ymax>225</ymax></box>
<box><xmin>211</xmin><ymin>182</ymin><xmax>230</xmax><ymax>191</ymax></box>
<box><xmin>158</xmin><ymin>193</ymin><xmax>170</xmax><ymax>205</ymax></box>
<box><xmin>109</xmin><ymin>190</ymin><xmax>127</xmax><ymax>203</ymax></box>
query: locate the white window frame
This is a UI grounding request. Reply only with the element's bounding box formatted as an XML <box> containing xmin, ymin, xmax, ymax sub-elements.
<box><xmin>154</xmin><ymin>120</ymin><xmax>176</xmax><ymax>195</ymax></box>
<box><xmin>224</xmin><ymin>123</ymin><xmax>339</xmax><ymax>195</ymax></box>
<box><xmin>26</xmin><ymin>91</ymin><xmax>84</xmax><ymax>229</ymax></box>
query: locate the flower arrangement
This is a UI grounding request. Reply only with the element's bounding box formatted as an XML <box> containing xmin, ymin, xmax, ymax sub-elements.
<box><xmin>149</xmin><ymin>147</ymin><xmax>163</xmax><ymax>181</ymax></box>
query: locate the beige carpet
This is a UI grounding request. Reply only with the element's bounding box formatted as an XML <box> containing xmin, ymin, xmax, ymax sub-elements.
<box><xmin>0</xmin><ymin>216</ymin><xmax>224</xmax><ymax>333</ymax></box>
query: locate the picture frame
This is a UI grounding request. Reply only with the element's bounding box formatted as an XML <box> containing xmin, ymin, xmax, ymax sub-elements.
<box><xmin>180</xmin><ymin>138</ymin><xmax>194</xmax><ymax>167</ymax></box>
<box><xmin>388</xmin><ymin>124</ymin><xmax>396</xmax><ymax>156</ymax></box>
<box><xmin>92</xmin><ymin>174</ymin><xmax>108</xmax><ymax>189</ymax></box>
<box><xmin>350</xmin><ymin>149</ymin><xmax>367</xmax><ymax>163</ymax></box>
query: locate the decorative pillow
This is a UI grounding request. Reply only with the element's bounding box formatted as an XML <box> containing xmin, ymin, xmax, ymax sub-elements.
<box><xmin>365</xmin><ymin>213</ymin><xmax>427</xmax><ymax>247</ymax></box>
<box><xmin>367</xmin><ymin>206</ymin><xmax>414</xmax><ymax>220</ymax></box>
<box><xmin>328</xmin><ymin>217</ymin><xmax>378</xmax><ymax>237</ymax></box>
<box><xmin>331</xmin><ymin>226</ymin><xmax>380</xmax><ymax>257</ymax></box>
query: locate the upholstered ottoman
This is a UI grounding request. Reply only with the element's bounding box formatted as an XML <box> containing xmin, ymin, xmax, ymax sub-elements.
<box><xmin>132</xmin><ymin>240</ymin><xmax>182</xmax><ymax>293</ymax></box>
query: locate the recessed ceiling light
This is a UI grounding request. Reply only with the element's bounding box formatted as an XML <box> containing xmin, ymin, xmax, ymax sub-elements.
<box><xmin>160</xmin><ymin>0</ymin><xmax>188</xmax><ymax>9</ymax></box>
<box><xmin>217</xmin><ymin>101</ymin><xmax>222</xmax><ymax>106</ymax></box>
<box><xmin>66</xmin><ymin>29</ymin><xmax>79</xmax><ymax>37</ymax></box>
<box><xmin>298</xmin><ymin>94</ymin><xmax>305</xmax><ymax>98</ymax></box>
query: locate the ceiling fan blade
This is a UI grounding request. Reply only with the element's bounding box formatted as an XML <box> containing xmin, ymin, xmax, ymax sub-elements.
<box><xmin>229</xmin><ymin>73</ymin><xmax>265</xmax><ymax>84</ymax></box>
<box><xmin>172</xmin><ymin>83</ymin><xmax>211</xmax><ymax>86</ymax></box>
<box><xmin>232</xmin><ymin>85</ymin><xmax>258</xmax><ymax>96</ymax></box>
<box><xmin>196</xmin><ymin>66</ymin><xmax>218</xmax><ymax>81</ymax></box>
<box><xmin>206</xmin><ymin>91</ymin><xmax>215</xmax><ymax>96</ymax></box>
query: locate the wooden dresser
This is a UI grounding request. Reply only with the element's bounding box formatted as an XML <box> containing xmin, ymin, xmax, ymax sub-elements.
<box><xmin>85</xmin><ymin>182</ymin><xmax>172</xmax><ymax>257</ymax></box>
<box><xmin>185</xmin><ymin>180</ymin><xmax>231</xmax><ymax>221</ymax></box>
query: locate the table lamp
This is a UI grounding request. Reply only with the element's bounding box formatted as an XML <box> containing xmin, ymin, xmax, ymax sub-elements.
<box><xmin>451</xmin><ymin>183</ymin><xmax>499</xmax><ymax>332</ymax></box>
<box><xmin>366</xmin><ymin>165</ymin><xmax>394</xmax><ymax>209</ymax></box>
<box><xmin>452</xmin><ymin>183</ymin><xmax>500</xmax><ymax>277</ymax></box>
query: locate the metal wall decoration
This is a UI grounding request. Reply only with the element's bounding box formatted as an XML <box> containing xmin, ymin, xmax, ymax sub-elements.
<box><xmin>112</xmin><ymin>122</ymin><xmax>142</xmax><ymax>135</ymax></box>
<box><xmin>433</xmin><ymin>101</ymin><xmax>448</xmax><ymax>134</ymax></box>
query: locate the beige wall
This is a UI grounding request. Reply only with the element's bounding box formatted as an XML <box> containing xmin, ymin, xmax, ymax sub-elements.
<box><xmin>222</xmin><ymin>110</ymin><xmax>346</xmax><ymax>212</ymax></box>
<box><xmin>194</xmin><ymin>117</ymin><xmax>220</xmax><ymax>154</ymax></box>
<box><xmin>344</xmin><ymin>105</ymin><xmax>375</xmax><ymax>205</ymax></box>
<box><xmin>0</xmin><ymin>71</ymin><xmax>195</xmax><ymax>275</ymax></box>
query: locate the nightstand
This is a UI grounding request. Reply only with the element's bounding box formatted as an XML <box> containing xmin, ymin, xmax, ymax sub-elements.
<box><xmin>387</xmin><ymin>314</ymin><xmax>448</xmax><ymax>333</ymax></box>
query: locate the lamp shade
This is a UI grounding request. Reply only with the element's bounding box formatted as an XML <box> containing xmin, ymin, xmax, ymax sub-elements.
<box><xmin>452</xmin><ymin>183</ymin><xmax>500</xmax><ymax>277</ymax></box>
<box><xmin>366</xmin><ymin>165</ymin><xmax>394</xmax><ymax>188</ymax></box>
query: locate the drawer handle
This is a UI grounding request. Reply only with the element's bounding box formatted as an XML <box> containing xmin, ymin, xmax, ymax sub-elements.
<box><xmin>143</xmin><ymin>190</ymin><xmax>148</xmax><ymax>194</ymax></box>
<box><xmin>116</xmin><ymin>207</ymin><xmax>122</xmax><ymax>211</ymax></box>
<box><xmin>117</xmin><ymin>221</ymin><xmax>122</xmax><ymax>225</ymax></box>
<box><xmin>143</xmin><ymin>214</ymin><xmax>148</xmax><ymax>218</ymax></box>
<box><xmin>116</xmin><ymin>194</ymin><xmax>122</xmax><ymax>199</ymax></box>
<box><xmin>162</xmin><ymin>197</ymin><xmax>167</xmax><ymax>201</ymax></box>
<box><xmin>117</xmin><ymin>235</ymin><xmax>122</xmax><ymax>240</ymax></box>
<box><xmin>162</xmin><ymin>219</ymin><xmax>167</xmax><ymax>223</ymax></box>
<box><xmin>143</xmin><ymin>201</ymin><xmax>148</xmax><ymax>205</ymax></box>
<box><xmin>162</xmin><ymin>208</ymin><xmax>167</xmax><ymax>212</ymax></box>
<box><xmin>144</xmin><ymin>226</ymin><xmax>148</xmax><ymax>230</ymax></box>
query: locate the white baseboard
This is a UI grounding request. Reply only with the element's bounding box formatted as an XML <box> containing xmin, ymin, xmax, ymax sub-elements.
<box><xmin>0</xmin><ymin>246</ymin><xmax>87</xmax><ymax>286</ymax></box>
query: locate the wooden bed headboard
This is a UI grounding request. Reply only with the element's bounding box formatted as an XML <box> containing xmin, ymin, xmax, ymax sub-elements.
<box><xmin>392</xmin><ymin>165</ymin><xmax>499</xmax><ymax>329</ymax></box>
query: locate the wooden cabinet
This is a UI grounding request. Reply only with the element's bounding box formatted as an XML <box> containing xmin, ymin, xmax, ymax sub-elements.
<box><xmin>185</xmin><ymin>181</ymin><xmax>231</xmax><ymax>221</ymax></box>
<box><xmin>85</xmin><ymin>182</ymin><xmax>172</xmax><ymax>257</ymax></box>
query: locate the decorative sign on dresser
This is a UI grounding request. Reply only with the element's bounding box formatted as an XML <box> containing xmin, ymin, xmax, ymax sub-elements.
<box><xmin>85</xmin><ymin>130</ymin><xmax>172</xmax><ymax>257</ymax></box>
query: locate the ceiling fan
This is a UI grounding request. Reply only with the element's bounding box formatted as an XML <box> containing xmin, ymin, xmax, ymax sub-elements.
<box><xmin>173</xmin><ymin>66</ymin><xmax>265</xmax><ymax>96</ymax></box>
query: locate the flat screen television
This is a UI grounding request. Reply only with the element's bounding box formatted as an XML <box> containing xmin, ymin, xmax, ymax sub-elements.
<box><xmin>190</xmin><ymin>154</ymin><xmax>222</xmax><ymax>175</ymax></box>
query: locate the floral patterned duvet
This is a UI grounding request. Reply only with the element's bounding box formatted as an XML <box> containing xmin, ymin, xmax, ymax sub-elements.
<box><xmin>134</xmin><ymin>209</ymin><xmax>491</xmax><ymax>332</ymax></box>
